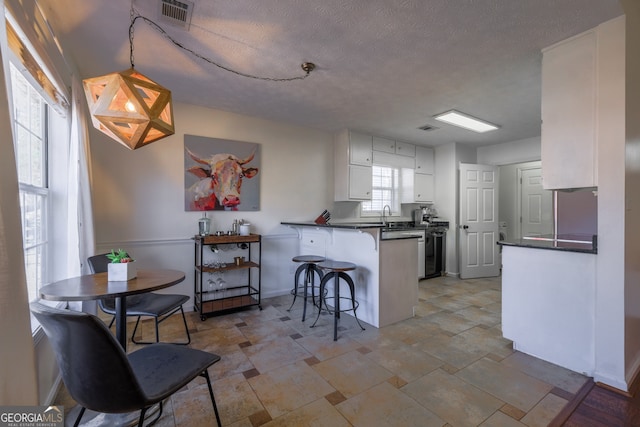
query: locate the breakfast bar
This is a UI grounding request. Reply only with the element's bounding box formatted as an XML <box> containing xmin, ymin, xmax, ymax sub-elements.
<box><xmin>498</xmin><ymin>235</ymin><xmax>597</xmax><ymax>375</ymax></box>
<box><xmin>282</xmin><ymin>222</ymin><xmax>418</xmax><ymax>328</ymax></box>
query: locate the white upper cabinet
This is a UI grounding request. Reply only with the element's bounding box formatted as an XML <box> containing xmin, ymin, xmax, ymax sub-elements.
<box><xmin>541</xmin><ymin>17</ymin><xmax>623</xmax><ymax>190</ymax></box>
<box><xmin>349</xmin><ymin>132</ymin><xmax>373</xmax><ymax>166</ymax></box>
<box><xmin>395</xmin><ymin>141</ymin><xmax>416</xmax><ymax>157</ymax></box>
<box><xmin>372</xmin><ymin>136</ymin><xmax>395</xmax><ymax>153</ymax></box>
<box><xmin>334</xmin><ymin>130</ymin><xmax>373</xmax><ymax>201</ymax></box>
<box><xmin>415</xmin><ymin>146</ymin><xmax>434</xmax><ymax>175</ymax></box>
<box><xmin>372</xmin><ymin>137</ymin><xmax>416</xmax><ymax>157</ymax></box>
<box><xmin>541</xmin><ymin>30</ymin><xmax>597</xmax><ymax>189</ymax></box>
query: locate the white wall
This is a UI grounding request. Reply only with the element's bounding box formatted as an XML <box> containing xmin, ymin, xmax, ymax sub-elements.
<box><xmin>621</xmin><ymin>5</ymin><xmax>640</xmax><ymax>388</ymax></box>
<box><xmin>477</xmin><ymin>136</ymin><xmax>541</xmax><ymax>165</ymax></box>
<box><xmin>593</xmin><ymin>15</ymin><xmax>628</xmax><ymax>390</ymax></box>
<box><xmin>90</xmin><ymin>102</ymin><xmax>334</xmax><ymax>302</ymax></box>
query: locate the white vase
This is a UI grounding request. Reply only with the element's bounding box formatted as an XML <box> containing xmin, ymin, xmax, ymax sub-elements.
<box><xmin>107</xmin><ymin>262</ymin><xmax>137</xmax><ymax>281</ymax></box>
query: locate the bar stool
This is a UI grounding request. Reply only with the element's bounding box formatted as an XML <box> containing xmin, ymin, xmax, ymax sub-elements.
<box><xmin>311</xmin><ymin>261</ymin><xmax>366</xmax><ymax>341</ymax></box>
<box><xmin>288</xmin><ymin>255</ymin><xmax>325</xmax><ymax>321</ymax></box>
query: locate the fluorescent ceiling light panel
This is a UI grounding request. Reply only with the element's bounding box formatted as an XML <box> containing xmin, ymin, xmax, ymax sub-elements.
<box><xmin>433</xmin><ymin>110</ymin><xmax>499</xmax><ymax>133</ymax></box>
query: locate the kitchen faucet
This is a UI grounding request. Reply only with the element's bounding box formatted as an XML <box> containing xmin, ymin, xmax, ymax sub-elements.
<box><xmin>382</xmin><ymin>205</ymin><xmax>392</xmax><ymax>226</ymax></box>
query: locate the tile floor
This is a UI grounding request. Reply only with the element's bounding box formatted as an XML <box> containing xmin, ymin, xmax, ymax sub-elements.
<box><xmin>55</xmin><ymin>275</ymin><xmax>589</xmax><ymax>426</ymax></box>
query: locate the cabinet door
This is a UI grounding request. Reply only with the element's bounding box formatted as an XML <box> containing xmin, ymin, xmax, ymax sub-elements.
<box><xmin>349</xmin><ymin>132</ymin><xmax>373</xmax><ymax>166</ymax></box>
<box><xmin>395</xmin><ymin>141</ymin><xmax>416</xmax><ymax>157</ymax></box>
<box><xmin>415</xmin><ymin>146</ymin><xmax>434</xmax><ymax>174</ymax></box>
<box><xmin>372</xmin><ymin>136</ymin><xmax>395</xmax><ymax>153</ymax></box>
<box><xmin>541</xmin><ymin>31</ymin><xmax>596</xmax><ymax>189</ymax></box>
<box><xmin>414</xmin><ymin>173</ymin><xmax>434</xmax><ymax>202</ymax></box>
<box><xmin>349</xmin><ymin>165</ymin><xmax>372</xmax><ymax>200</ymax></box>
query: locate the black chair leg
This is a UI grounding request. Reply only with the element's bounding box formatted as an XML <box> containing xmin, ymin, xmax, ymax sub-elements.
<box><xmin>137</xmin><ymin>407</ymin><xmax>147</xmax><ymax>427</ymax></box>
<box><xmin>73</xmin><ymin>407</ymin><xmax>86</xmax><ymax>427</ymax></box>
<box><xmin>131</xmin><ymin>307</ymin><xmax>191</xmax><ymax>345</ymax></box>
<box><xmin>287</xmin><ymin>264</ymin><xmax>307</xmax><ymax>312</ymax></box>
<box><xmin>202</xmin><ymin>370</ymin><xmax>222</xmax><ymax>427</ymax></box>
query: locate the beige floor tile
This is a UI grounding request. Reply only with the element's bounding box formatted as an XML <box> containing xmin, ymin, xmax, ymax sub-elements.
<box><xmin>413</xmin><ymin>301</ymin><xmax>445</xmax><ymax>317</ymax></box>
<box><xmin>365</xmin><ymin>344</ymin><xmax>443</xmax><ymax>382</ymax></box>
<box><xmin>248</xmin><ymin>360</ymin><xmax>335</xmax><ymax>419</ymax></box>
<box><xmin>455</xmin><ymin>306</ymin><xmax>501</xmax><ymax>327</ymax></box>
<box><xmin>500</xmin><ymin>351</ymin><xmax>588</xmax><ymax>394</ymax></box>
<box><xmin>295</xmin><ymin>330</ymin><xmax>363</xmax><ymax>361</ymax></box>
<box><xmin>428</xmin><ymin>295</ymin><xmax>473</xmax><ymax>311</ymax></box>
<box><xmin>519</xmin><ymin>393</ymin><xmax>568</xmax><ymax>427</ymax></box>
<box><xmin>478</xmin><ymin>411</ymin><xmax>526</xmax><ymax>427</ymax></box>
<box><xmin>238</xmin><ymin>318</ymin><xmax>298</xmax><ymax>344</ymax></box>
<box><xmin>192</xmin><ymin>324</ymin><xmax>249</xmax><ymax>353</ymax></box>
<box><xmin>456</xmin><ymin>358</ymin><xmax>554</xmax><ymax>412</ymax></box>
<box><xmin>211</xmin><ymin>373</ymin><xmax>265</xmax><ymax>425</ymax></box>
<box><xmin>450</xmin><ymin>326</ymin><xmax>514</xmax><ymax>359</ymax></box>
<box><xmin>337</xmin><ymin>381</ymin><xmax>446</xmax><ymax>426</ymax></box>
<box><xmin>313</xmin><ymin>350</ymin><xmax>394</xmax><ymax>398</ymax></box>
<box><xmin>263</xmin><ymin>398</ymin><xmax>351</xmax><ymax>427</ymax></box>
<box><xmin>172</xmin><ymin>382</ymin><xmax>220</xmax><ymax>426</ymax></box>
<box><xmin>419</xmin><ymin>310</ymin><xmax>479</xmax><ymax>334</ymax></box>
<box><xmin>403</xmin><ymin>369</ymin><xmax>504</xmax><ymax>427</ymax></box>
<box><xmin>206</xmin><ymin>348</ymin><xmax>254</xmax><ymax>381</ymax></box>
<box><xmin>242</xmin><ymin>336</ymin><xmax>311</xmax><ymax>373</ymax></box>
<box><xmin>415</xmin><ymin>332</ymin><xmax>487</xmax><ymax>369</ymax></box>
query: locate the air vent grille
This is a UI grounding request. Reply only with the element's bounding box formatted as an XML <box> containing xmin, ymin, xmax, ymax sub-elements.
<box><xmin>159</xmin><ymin>0</ymin><xmax>194</xmax><ymax>30</ymax></box>
<box><xmin>418</xmin><ymin>124</ymin><xmax>439</xmax><ymax>132</ymax></box>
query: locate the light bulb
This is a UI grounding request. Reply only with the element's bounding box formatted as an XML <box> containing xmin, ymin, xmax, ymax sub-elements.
<box><xmin>124</xmin><ymin>100</ymin><xmax>136</xmax><ymax>112</ymax></box>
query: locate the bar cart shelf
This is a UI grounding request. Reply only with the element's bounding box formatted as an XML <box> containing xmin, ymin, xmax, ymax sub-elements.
<box><xmin>193</xmin><ymin>233</ymin><xmax>261</xmax><ymax>320</ymax></box>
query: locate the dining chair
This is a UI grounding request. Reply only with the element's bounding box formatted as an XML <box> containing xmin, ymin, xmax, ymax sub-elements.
<box><xmin>30</xmin><ymin>302</ymin><xmax>222</xmax><ymax>427</ymax></box>
<box><xmin>87</xmin><ymin>253</ymin><xmax>191</xmax><ymax>345</ymax></box>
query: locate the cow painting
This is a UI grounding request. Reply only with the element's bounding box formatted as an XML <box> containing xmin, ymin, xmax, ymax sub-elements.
<box><xmin>185</xmin><ymin>147</ymin><xmax>259</xmax><ymax>211</ymax></box>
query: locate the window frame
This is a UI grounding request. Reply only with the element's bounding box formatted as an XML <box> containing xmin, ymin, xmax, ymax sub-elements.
<box><xmin>361</xmin><ymin>164</ymin><xmax>401</xmax><ymax>217</ymax></box>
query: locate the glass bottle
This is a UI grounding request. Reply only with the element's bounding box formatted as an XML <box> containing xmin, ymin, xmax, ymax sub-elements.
<box><xmin>198</xmin><ymin>212</ymin><xmax>211</xmax><ymax>236</ymax></box>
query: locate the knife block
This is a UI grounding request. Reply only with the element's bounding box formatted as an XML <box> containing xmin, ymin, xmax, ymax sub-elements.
<box><xmin>314</xmin><ymin>215</ymin><xmax>327</xmax><ymax>225</ymax></box>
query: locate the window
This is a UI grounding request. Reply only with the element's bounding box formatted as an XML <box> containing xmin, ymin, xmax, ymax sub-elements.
<box><xmin>361</xmin><ymin>165</ymin><xmax>400</xmax><ymax>215</ymax></box>
<box><xmin>10</xmin><ymin>63</ymin><xmax>49</xmax><ymax>306</ymax></box>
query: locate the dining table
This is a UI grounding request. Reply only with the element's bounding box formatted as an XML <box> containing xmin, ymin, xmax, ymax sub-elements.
<box><xmin>39</xmin><ymin>268</ymin><xmax>186</xmax><ymax>349</ymax></box>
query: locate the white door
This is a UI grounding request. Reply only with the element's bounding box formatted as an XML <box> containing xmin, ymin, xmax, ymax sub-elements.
<box><xmin>519</xmin><ymin>168</ymin><xmax>554</xmax><ymax>238</ymax></box>
<box><xmin>459</xmin><ymin>163</ymin><xmax>500</xmax><ymax>279</ymax></box>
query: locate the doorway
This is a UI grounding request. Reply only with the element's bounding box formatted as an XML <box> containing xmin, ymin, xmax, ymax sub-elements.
<box><xmin>499</xmin><ymin>161</ymin><xmax>554</xmax><ymax>242</ymax></box>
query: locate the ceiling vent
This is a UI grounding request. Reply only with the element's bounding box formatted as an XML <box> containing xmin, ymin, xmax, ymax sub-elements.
<box><xmin>158</xmin><ymin>0</ymin><xmax>194</xmax><ymax>30</ymax></box>
<box><xmin>418</xmin><ymin>124</ymin><xmax>439</xmax><ymax>132</ymax></box>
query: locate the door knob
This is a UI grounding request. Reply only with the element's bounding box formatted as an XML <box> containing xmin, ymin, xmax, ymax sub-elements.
<box><xmin>462</xmin><ymin>225</ymin><xmax>469</xmax><ymax>230</ymax></box>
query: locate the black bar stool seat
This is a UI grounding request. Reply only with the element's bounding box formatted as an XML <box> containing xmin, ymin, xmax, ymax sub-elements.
<box><xmin>311</xmin><ymin>261</ymin><xmax>365</xmax><ymax>341</ymax></box>
<box><xmin>288</xmin><ymin>255</ymin><xmax>326</xmax><ymax>321</ymax></box>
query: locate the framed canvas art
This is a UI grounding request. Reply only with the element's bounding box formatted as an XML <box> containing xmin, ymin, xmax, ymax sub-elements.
<box><xmin>184</xmin><ymin>134</ymin><xmax>260</xmax><ymax>211</ymax></box>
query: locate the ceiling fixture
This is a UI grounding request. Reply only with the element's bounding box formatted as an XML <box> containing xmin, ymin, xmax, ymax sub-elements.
<box><xmin>433</xmin><ymin>110</ymin><xmax>499</xmax><ymax>133</ymax></box>
<box><xmin>83</xmin><ymin>4</ymin><xmax>315</xmax><ymax>150</ymax></box>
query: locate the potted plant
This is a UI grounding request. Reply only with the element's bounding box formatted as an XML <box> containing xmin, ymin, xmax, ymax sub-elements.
<box><xmin>106</xmin><ymin>249</ymin><xmax>137</xmax><ymax>281</ymax></box>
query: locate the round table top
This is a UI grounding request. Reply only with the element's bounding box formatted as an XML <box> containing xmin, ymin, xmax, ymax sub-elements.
<box><xmin>39</xmin><ymin>269</ymin><xmax>186</xmax><ymax>301</ymax></box>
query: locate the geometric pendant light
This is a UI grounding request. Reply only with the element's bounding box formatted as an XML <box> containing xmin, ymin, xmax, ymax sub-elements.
<box><xmin>82</xmin><ymin>68</ymin><xmax>174</xmax><ymax>150</ymax></box>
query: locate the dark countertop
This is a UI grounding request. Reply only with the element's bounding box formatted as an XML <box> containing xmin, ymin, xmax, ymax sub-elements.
<box><xmin>281</xmin><ymin>221</ymin><xmax>385</xmax><ymax>229</ymax></box>
<box><xmin>498</xmin><ymin>234</ymin><xmax>597</xmax><ymax>254</ymax></box>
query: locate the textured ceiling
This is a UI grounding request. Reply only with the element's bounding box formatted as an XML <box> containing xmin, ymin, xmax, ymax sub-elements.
<box><xmin>37</xmin><ymin>0</ymin><xmax>623</xmax><ymax>147</ymax></box>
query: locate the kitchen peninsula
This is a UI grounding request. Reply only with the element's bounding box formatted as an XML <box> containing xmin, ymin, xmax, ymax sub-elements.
<box><xmin>281</xmin><ymin>222</ymin><xmax>418</xmax><ymax>328</ymax></box>
<box><xmin>498</xmin><ymin>235</ymin><xmax>597</xmax><ymax>376</ymax></box>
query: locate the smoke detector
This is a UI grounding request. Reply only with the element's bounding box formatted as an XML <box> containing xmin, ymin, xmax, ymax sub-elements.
<box><xmin>158</xmin><ymin>0</ymin><xmax>194</xmax><ymax>30</ymax></box>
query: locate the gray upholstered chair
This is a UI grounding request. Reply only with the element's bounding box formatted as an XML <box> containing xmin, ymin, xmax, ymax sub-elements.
<box><xmin>30</xmin><ymin>302</ymin><xmax>221</xmax><ymax>427</ymax></box>
<box><xmin>87</xmin><ymin>253</ymin><xmax>191</xmax><ymax>344</ymax></box>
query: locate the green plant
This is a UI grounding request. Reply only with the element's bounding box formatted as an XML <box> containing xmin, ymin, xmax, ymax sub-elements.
<box><xmin>106</xmin><ymin>249</ymin><xmax>133</xmax><ymax>263</ymax></box>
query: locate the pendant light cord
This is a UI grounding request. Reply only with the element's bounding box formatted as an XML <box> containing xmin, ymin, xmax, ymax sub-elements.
<box><xmin>128</xmin><ymin>11</ymin><xmax>314</xmax><ymax>82</ymax></box>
